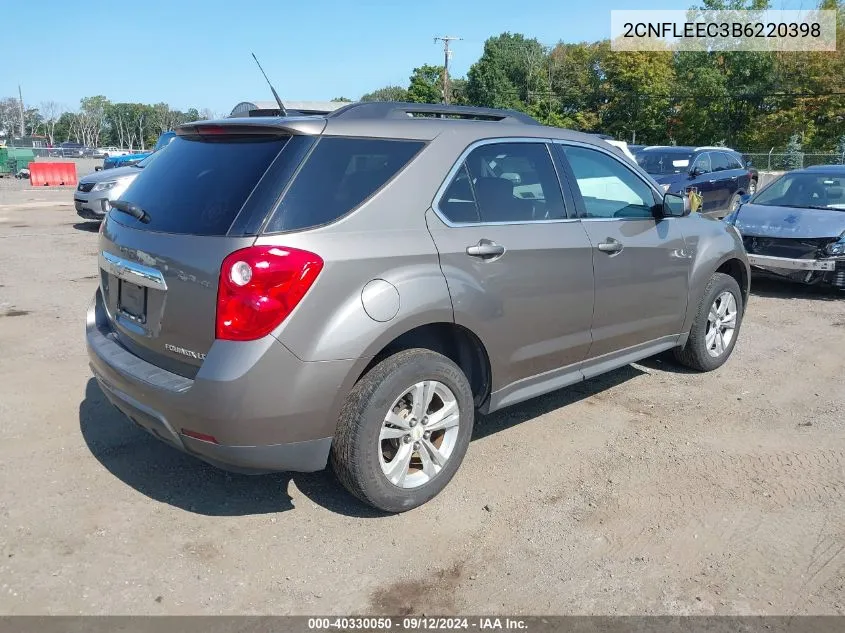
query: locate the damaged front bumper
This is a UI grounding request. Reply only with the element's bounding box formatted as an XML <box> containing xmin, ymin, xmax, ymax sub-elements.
<box><xmin>747</xmin><ymin>254</ymin><xmax>845</xmax><ymax>287</ymax></box>
<box><xmin>746</xmin><ymin>254</ymin><xmax>837</xmax><ymax>272</ymax></box>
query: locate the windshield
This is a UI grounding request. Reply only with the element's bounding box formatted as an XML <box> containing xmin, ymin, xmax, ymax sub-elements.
<box><xmin>635</xmin><ymin>151</ymin><xmax>693</xmax><ymax>175</ymax></box>
<box><xmin>752</xmin><ymin>172</ymin><xmax>845</xmax><ymax>210</ymax></box>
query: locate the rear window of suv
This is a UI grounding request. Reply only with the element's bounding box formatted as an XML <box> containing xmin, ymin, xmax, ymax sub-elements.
<box><xmin>264</xmin><ymin>137</ymin><xmax>425</xmax><ymax>232</ymax></box>
<box><xmin>112</xmin><ymin>135</ymin><xmax>290</xmax><ymax>235</ymax></box>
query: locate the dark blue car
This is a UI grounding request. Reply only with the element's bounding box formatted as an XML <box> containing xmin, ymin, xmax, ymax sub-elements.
<box><xmin>635</xmin><ymin>146</ymin><xmax>755</xmax><ymax>218</ymax></box>
<box><xmin>102</xmin><ymin>131</ymin><xmax>176</xmax><ymax>170</ymax></box>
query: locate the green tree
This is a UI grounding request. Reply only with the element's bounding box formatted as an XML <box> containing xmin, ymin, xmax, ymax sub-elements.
<box><xmin>837</xmin><ymin>135</ymin><xmax>845</xmax><ymax>164</ymax></box>
<box><xmin>784</xmin><ymin>133</ymin><xmax>804</xmax><ymax>170</ymax></box>
<box><xmin>360</xmin><ymin>86</ymin><xmax>409</xmax><ymax>102</ymax></box>
<box><xmin>449</xmin><ymin>78</ymin><xmax>469</xmax><ymax>105</ymax></box>
<box><xmin>466</xmin><ymin>33</ymin><xmax>546</xmax><ymax>110</ymax></box>
<box><xmin>407</xmin><ymin>65</ymin><xmax>444</xmax><ymax>103</ymax></box>
<box><xmin>600</xmin><ymin>49</ymin><xmax>674</xmax><ymax>143</ymax></box>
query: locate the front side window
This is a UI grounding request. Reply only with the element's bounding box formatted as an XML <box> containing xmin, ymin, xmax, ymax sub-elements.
<box><xmin>560</xmin><ymin>145</ymin><xmax>656</xmax><ymax>219</ymax></box>
<box><xmin>437</xmin><ymin>142</ymin><xmax>566</xmax><ymax>224</ymax></box>
<box><xmin>692</xmin><ymin>153</ymin><xmax>712</xmax><ymax>175</ymax></box>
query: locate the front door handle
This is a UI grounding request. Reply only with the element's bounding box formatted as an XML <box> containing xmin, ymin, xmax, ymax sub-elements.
<box><xmin>597</xmin><ymin>238</ymin><xmax>624</xmax><ymax>254</ymax></box>
<box><xmin>466</xmin><ymin>239</ymin><xmax>506</xmax><ymax>259</ymax></box>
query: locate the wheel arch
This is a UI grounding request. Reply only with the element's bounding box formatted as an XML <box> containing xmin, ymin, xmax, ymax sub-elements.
<box><xmin>354</xmin><ymin>322</ymin><xmax>493</xmax><ymax>411</ymax></box>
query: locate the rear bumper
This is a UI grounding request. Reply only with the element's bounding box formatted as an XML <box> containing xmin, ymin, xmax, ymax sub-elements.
<box><xmin>85</xmin><ymin>290</ymin><xmax>356</xmax><ymax>473</ymax></box>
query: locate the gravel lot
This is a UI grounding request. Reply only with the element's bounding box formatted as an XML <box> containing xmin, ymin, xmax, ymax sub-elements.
<box><xmin>0</xmin><ymin>194</ymin><xmax>843</xmax><ymax>616</ymax></box>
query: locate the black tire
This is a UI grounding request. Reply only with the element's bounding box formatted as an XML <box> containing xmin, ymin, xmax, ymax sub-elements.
<box><xmin>728</xmin><ymin>192</ymin><xmax>742</xmax><ymax>215</ymax></box>
<box><xmin>674</xmin><ymin>272</ymin><xmax>744</xmax><ymax>372</ymax></box>
<box><xmin>331</xmin><ymin>348</ymin><xmax>474</xmax><ymax>513</ymax></box>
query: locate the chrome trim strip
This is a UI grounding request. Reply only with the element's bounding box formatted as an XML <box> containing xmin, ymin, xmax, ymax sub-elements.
<box><xmin>100</xmin><ymin>251</ymin><xmax>167</xmax><ymax>290</ymax></box>
<box><xmin>431</xmin><ymin>136</ymin><xmax>582</xmax><ymax>228</ymax></box>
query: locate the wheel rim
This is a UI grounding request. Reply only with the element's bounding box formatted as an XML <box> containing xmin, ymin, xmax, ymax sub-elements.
<box><xmin>378</xmin><ymin>380</ymin><xmax>460</xmax><ymax>489</ymax></box>
<box><xmin>730</xmin><ymin>196</ymin><xmax>741</xmax><ymax>212</ymax></box>
<box><xmin>705</xmin><ymin>291</ymin><xmax>738</xmax><ymax>358</ymax></box>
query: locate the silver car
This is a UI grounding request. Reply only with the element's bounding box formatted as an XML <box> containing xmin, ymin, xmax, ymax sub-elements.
<box><xmin>86</xmin><ymin>102</ymin><xmax>750</xmax><ymax>512</ymax></box>
<box><xmin>74</xmin><ymin>153</ymin><xmax>159</xmax><ymax>221</ymax></box>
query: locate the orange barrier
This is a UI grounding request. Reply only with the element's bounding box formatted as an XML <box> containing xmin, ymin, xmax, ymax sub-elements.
<box><xmin>28</xmin><ymin>162</ymin><xmax>78</xmax><ymax>187</ymax></box>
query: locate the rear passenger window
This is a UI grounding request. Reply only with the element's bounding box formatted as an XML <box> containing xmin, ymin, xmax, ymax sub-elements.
<box><xmin>711</xmin><ymin>152</ymin><xmax>731</xmax><ymax>172</ymax></box>
<box><xmin>437</xmin><ymin>142</ymin><xmax>566</xmax><ymax>224</ymax></box>
<box><xmin>265</xmin><ymin>137</ymin><xmax>425</xmax><ymax>232</ymax></box>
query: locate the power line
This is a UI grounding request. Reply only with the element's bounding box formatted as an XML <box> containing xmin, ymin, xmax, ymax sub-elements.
<box><xmin>434</xmin><ymin>36</ymin><xmax>462</xmax><ymax>104</ymax></box>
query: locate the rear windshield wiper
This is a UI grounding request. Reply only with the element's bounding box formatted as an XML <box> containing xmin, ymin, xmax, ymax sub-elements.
<box><xmin>110</xmin><ymin>200</ymin><xmax>151</xmax><ymax>224</ymax></box>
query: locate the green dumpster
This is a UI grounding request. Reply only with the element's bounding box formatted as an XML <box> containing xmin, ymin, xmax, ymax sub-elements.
<box><xmin>0</xmin><ymin>148</ymin><xmax>9</xmax><ymax>175</ymax></box>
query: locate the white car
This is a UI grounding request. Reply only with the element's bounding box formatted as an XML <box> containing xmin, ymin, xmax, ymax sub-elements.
<box><xmin>93</xmin><ymin>146</ymin><xmax>131</xmax><ymax>159</ymax></box>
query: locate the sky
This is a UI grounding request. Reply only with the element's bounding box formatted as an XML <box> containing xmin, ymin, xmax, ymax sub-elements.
<box><xmin>4</xmin><ymin>0</ymin><xmax>816</xmax><ymax>116</ymax></box>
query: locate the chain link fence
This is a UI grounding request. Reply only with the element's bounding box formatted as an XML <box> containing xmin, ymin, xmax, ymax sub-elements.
<box><xmin>740</xmin><ymin>151</ymin><xmax>845</xmax><ymax>171</ymax></box>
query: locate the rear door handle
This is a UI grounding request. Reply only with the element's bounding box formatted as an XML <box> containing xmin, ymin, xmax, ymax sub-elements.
<box><xmin>597</xmin><ymin>238</ymin><xmax>624</xmax><ymax>254</ymax></box>
<box><xmin>466</xmin><ymin>239</ymin><xmax>506</xmax><ymax>260</ymax></box>
<box><xmin>730</xmin><ymin>176</ymin><xmax>738</xmax><ymax>180</ymax></box>
<box><xmin>708</xmin><ymin>179</ymin><xmax>717</xmax><ymax>183</ymax></box>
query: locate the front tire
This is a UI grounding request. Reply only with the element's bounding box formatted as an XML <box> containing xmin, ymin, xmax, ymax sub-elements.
<box><xmin>331</xmin><ymin>349</ymin><xmax>474</xmax><ymax>513</ymax></box>
<box><xmin>674</xmin><ymin>272</ymin><xmax>744</xmax><ymax>372</ymax></box>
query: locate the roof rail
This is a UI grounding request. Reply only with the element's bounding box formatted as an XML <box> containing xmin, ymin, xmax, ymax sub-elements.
<box><xmin>327</xmin><ymin>101</ymin><xmax>540</xmax><ymax>125</ymax></box>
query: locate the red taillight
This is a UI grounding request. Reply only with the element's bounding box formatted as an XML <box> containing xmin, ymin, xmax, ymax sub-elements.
<box><xmin>195</xmin><ymin>125</ymin><xmax>229</xmax><ymax>135</ymax></box>
<box><xmin>216</xmin><ymin>245</ymin><xmax>323</xmax><ymax>341</ymax></box>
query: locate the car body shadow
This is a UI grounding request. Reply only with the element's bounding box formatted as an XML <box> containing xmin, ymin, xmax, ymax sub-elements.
<box><xmin>80</xmin><ymin>364</ymin><xmax>645</xmax><ymax>518</ymax></box>
<box><xmin>73</xmin><ymin>221</ymin><xmax>101</xmax><ymax>233</ymax></box>
<box><xmin>750</xmin><ymin>274</ymin><xmax>842</xmax><ymax>300</ymax></box>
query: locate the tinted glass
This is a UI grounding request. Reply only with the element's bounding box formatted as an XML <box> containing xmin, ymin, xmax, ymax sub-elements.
<box><xmin>726</xmin><ymin>153</ymin><xmax>745</xmax><ymax>169</ymax></box>
<box><xmin>439</xmin><ymin>142</ymin><xmax>565</xmax><ymax>223</ymax></box>
<box><xmin>635</xmin><ymin>150</ymin><xmax>693</xmax><ymax>175</ymax></box>
<box><xmin>265</xmin><ymin>137</ymin><xmax>425</xmax><ymax>232</ymax></box>
<box><xmin>711</xmin><ymin>152</ymin><xmax>731</xmax><ymax>172</ymax></box>
<box><xmin>561</xmin><ymin>145</ymin><xmax>656</xmax><ymax>219</ymax></box>
<box><xmin>439</xmin><ymin>164</ymin><xmax>481</xmax><ymax>223</ymax></box>
<box><xmin>113</xmin><ymin>135</ymin><xmax>288</xmax><ymax>235</ymax></box>
<box><xmin>692</xmin><ymin>153</ymin><xmax>711</xmax><ymax>174</ymax></box>
<box><xmin>752</xmin><ymin>172</ymin><xmax>845</xmax><ymax>210</ymax></box>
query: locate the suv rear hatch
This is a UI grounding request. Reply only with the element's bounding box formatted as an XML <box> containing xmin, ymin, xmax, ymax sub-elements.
<box><xmin>97</xmin><ymin>122</ymin><xmax>318</xmax><ymax>378</ymax></box>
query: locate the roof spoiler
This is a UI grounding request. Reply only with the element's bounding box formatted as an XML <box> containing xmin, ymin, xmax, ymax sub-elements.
<box><xmin>177</xmin><ymin>117</ymin><xmax>327</xmax><ymax>137</ymax></box>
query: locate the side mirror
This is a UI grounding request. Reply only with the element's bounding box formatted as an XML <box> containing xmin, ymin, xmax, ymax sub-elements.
<box><xmin>663</xmin><ymin>192</ymin><xmax>691</xmax><ymax>217</ymax></box>
<box><xmin>689</xmin><ymin>167</ymin><xmax>701</xmax><ymax>178</ymax></box>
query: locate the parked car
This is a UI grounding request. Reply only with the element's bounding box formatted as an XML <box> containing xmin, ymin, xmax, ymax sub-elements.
<box><xmin>59</xmin><ymin>141</ymin><xmax>85</xmax><ymax>158</ymax></box>
<box><xmin>85</xmin><ymin>102</ymin><xmax>749</xmax><ymax>512</ymax></box>
<box><xmin>74</xmin><ymin>152</ymin><xmax>161</xmax><ymax>221</ymax></box>
<box><xmin>93</xmin><ymin>147</ymin><xmax>130</xmax><ymax>159</ymax></box>
<box><xmin>723</xmin><ymin>164</ymin><xmax>845</xmax><ymax>289</ymax></box>
<box><xmin>635</xmin><ymin>146</ymin><xmax>754</xmax><ymax>218</ymax></box>
<box><xmin>102</xmin><ymin>132</ymin><xmax>176</xmax><ymax>170</ymax></box>
<box><xmin>592</xmin><ymin>134</ymin><xmax>636</xmax><ymax>161</ymax></box>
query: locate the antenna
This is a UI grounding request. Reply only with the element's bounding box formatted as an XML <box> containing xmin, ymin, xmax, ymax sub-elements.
<box><xmin>251</xmin><ymin>52</ymin><xmax>287</xmax><ymax>116</ymax></box>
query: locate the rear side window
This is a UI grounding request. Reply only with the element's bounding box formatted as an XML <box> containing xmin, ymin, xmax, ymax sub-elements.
<box><xmin>265</xmin><ymin>137</ymin><xmax>425</xmax><ymax>233</ymax></box>
<box><xmin>113</xmin><ymin>135</ymin><xmax>289</xmax><ymax>235</ymax></box>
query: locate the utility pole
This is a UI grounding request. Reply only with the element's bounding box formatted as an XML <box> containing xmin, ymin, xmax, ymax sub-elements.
<box><xmin>434</xmin><ymin>36</ymin><xmax>461</xmax><ymax>104</ymax></box>
<box><xmin>17</xmin><ymin>85</ymin><xmax>25</xmax><ymax>137</ymax></box>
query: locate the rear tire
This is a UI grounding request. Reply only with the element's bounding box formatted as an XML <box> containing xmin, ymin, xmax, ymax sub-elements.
<box><xmin>331</xmin><ymin>349</ymin><xmax>474</xmax><ymax>513</ymax></box>
<box><xmin>674</xmin><ymin>272</ymin><xmax>744</xmax><ymax>372</ymax></box>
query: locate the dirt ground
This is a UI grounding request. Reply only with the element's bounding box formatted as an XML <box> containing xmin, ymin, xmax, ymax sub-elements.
<box><xmin>0</xmin><ymin>195</ymin><xmax>843</xmax><ymax>616</ymax></box>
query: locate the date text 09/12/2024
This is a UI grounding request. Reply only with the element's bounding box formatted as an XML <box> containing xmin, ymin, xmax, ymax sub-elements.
<box><xmin>307</xmin><ymin>618</ymin><xmax>528</xmax><ymax>630</ymax></box>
